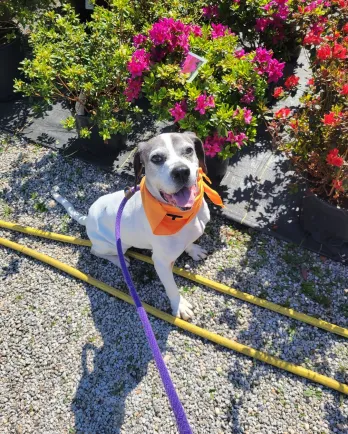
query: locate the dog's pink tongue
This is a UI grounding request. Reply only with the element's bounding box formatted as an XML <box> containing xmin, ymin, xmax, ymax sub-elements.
<box><xmin>173</xmin><ymin>185</ymin><xmax>197</xmax><ymax>208</ymax></box>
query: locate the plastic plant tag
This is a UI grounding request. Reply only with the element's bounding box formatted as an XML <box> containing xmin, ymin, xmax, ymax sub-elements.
<box><xmin>85</xmin><ymin>0</ymin><xmax>94</xmax><ymax>10</ymax></box>
<box><xmin>181</xmin><ymin>52</ymin><xmax>207</xmax><ymax>83</ymax></box>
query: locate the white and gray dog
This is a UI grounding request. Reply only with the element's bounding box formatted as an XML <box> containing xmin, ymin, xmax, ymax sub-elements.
<box><xmin>53</xmin><ymin>132</ymin><xmax>211</xmax><ymax>320</ymax></box>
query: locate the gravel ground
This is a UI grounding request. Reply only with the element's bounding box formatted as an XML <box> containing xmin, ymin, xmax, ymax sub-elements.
<box><xmin>0</xmin><ymin>135</ymin><xmax>347</xmax><ymax>434</ymax></box>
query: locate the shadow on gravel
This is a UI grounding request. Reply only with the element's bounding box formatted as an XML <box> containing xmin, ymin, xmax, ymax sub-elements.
<box><xmin>1</xmin><ymin>257</ymin><xmax>20</xmax><ymax>280</ymax></box>
<box><xmin>72</xmin><ymin>248</ymin><xmax>173</xmax><ymax>434</ymax></box>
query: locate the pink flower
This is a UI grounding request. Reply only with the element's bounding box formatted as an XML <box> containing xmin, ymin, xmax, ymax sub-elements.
<box><xmin>202</xmin><ymin>6</ymin><xmax>219</xmax><ymax>19</ymax></box>
<box><xmin>149</xmin><ymin>18</ymin><xmax>174</xmax><ymax>45</ymax></box>
<box><xmin>190</xmin><ymin>25</ymin><xmax>203</xmax><ymax>37</ymax></box>
<box><xmin>253</xmin><ymin>48</ymin><xmax>284</xmax><ymax>82</ymax></box>
<box><xmin>267</xmin><ymin>58</ymin><xmax>285</xmax><ymax>83</ymax></box>
<box><xmin>243</xmin><ymin>108</ymin><xmax>253</xmax><ymax>124</ymax></box>
<box><xmin>241</xmin><ymin>88</ymin><xmax>255</xmax><ymax>104</ymax></box>
<box><xmin>235</xmin><ymin>133</ymin><xmax>247</xmax><ymax>147</ymax></box>
<box><xmin>169</xmin><ymin>101</ymin><xmax>187</xmax><ymax>122</ymax></box>
<box><xmin>127</xmin><ymin>49</ymin><xmax>151</xmax><ymax>77</ymax></box>
<box><xmin>255</xmin><ymin>18</ymin><xmax>271</xmax><ymax>32</ymax></box>
<box><xmin>227</xmin><ymin>131</ymin><xmax>247</xmax><ymax>148</ymax></box>
<box><xmin>195</xmin><ymin>93</ymin><xmax>215</xmax><ymax>115</ymax></box>
<box><xmin>211</xmin><ymin>23</ymin><xmax>231</xmax><ymax>39</ymax></box>
<box><xmin>133</xmin><ymin>34</ymin><xmax>147</xmax><ymax>47</ymax></box>
<box><xmin>203</xmin><ymin>133</ymin><xmax>225</xmax><ymax>157</ymax></box>
<box><xmin>253</xmin><ymin>47</ymin><xmax>273</xmax><ymax>64</ymax></box>
<box><xmin>148</xmin><ymin>18</ymin><xmax>191</xmax><ymax>54</ymax></box>
<box><xmin>234</xmin><ymin>49</ymin><xmax>246</xmax><ymax>58</ymax></box>
<box><xmin>124</xmin><ymin>78</ymin><xmax>142</xmax><ymax>102</ymax></box>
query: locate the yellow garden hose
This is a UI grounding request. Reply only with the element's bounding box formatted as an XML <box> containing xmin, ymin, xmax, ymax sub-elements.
<box><xmin>1</xmin><ymin>220</ymin><xmax>347</xmax><ymax>339</ymax></box>
<box><xmin>0</xmin><ymin>235</ymin><xmax>347</xmax><ymax>395</ymax></box>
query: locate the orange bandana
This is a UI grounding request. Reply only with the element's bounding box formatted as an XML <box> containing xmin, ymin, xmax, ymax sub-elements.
<box><xmin>140</xmin><ymin>169</ymin><xmax>224</xmax><ymax>236</ymax></box>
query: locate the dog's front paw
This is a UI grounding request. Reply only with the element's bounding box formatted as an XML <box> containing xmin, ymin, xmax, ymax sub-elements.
<box><xmin>171</xmin><ymin>296</ymin><xmax>194</xmax><ymax>320</ymax></box>
<box><xmin>185</xmin><ymin>244</ymin><xmax>208</xmax><ymax>261</ymax></box>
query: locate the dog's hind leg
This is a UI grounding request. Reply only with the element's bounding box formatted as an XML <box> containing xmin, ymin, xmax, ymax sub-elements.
<box><xmin>91</xmin><ymin>251</ymin><xmax>130</xmax><ymax>268</ymax></box>
<box><xmin>90</xmin><ymin>236</ymin><xmax>131</xmax><ymax>268</ymax></box>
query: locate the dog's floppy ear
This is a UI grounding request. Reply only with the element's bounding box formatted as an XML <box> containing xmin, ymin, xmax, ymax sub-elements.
<box><xmin>184</xmin><ymin>131</ymin><xmax>207</xmax><ymax>174</ymax></box>
<box><xmin>133</xmin><ymin>148</ymin><xmax>143</xmax><ymax>187</ymax></box>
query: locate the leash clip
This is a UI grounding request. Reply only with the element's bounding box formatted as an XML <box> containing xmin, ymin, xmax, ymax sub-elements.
<box><xmin>124</xmin><ymin>186</ymin><xmax>135</xmax><ymax>200</ymax></box>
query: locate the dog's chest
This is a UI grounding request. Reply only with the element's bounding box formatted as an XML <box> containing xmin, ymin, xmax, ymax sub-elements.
<box><xmin>178</xmin><ymin>201</ymin><xmax>210</xmax><ymax>246</ymax></box>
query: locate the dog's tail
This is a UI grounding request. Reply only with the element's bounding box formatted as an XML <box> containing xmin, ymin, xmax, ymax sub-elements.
<box><xmin>52</xmin><ymin>191</ymin><xmax>88</xmax><ymax>226</ymax></box>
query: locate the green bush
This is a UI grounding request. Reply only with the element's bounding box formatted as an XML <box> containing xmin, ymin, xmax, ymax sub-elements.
<box><xmin>15</xmin><ymin>3</ymin><xmax>136</xmax><ymax>140</ymax></box>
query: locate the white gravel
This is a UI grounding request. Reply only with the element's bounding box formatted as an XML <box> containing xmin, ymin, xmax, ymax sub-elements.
<box><xmin>0</xmin><ymin>135</ymin><xmax>347</xmax><ymax>434</ymax></box>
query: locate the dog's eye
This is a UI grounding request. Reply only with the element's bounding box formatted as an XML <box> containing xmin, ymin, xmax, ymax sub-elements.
<box><xmin>151</xmin><ymin>154</ymin><xmax>164</xmax><ymax>164</ymax></box>
<box><xmin>184</xmin><ymin>147</ymin><xmax>193</xmax><ymax>155</ymax></box>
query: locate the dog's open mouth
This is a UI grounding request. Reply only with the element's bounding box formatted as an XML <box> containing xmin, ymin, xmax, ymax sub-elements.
<box><xmin>160</xmin><ymin>184</ymin><xmax>198</xmax><ymax>210</ymax></box>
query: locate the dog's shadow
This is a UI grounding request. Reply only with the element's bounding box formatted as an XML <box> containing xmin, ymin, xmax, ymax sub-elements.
<box><xmin>72</xmin><ymin>244</ymin><xmax>173</xmax><ymax>433</ymax></box>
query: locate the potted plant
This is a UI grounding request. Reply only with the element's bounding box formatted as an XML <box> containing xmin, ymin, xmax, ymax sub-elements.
<box><xmin>198</xmin><ymin>0</ymin><xmax>303</xmax><ymax>62</ymax></box>
<box><xmin>269</xmin><ymin>1</ymin><xmax>348</xmax><ymax>255</ymax></box>
<box><xmin>125</xmin><ymin>18</ymin><xmax>285</xmax><ymax>184</ymax></box>
<box><xmin>0</xmin><ymin>0</ymin><xmax>51</xmax><ymax>101</ymax></box>
<box><xmin>14</xmin><ymin>3</ymin><xmax>136</xmax><ymax>152</ymax></box>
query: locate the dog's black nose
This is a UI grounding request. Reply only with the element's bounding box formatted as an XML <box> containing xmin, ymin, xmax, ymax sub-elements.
<box><xmin>171</xmin><ymin>165</ymin><xmax>190</xmax><ymax>184</ymax></box>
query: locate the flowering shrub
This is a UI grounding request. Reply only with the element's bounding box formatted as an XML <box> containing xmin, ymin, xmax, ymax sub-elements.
<box><xmin>269</xmin><ymin>1</ymin><xmax>348</xmax><ymax>204</ymax></box>
<box><xmin>198</xmin><ymin>0</ymin><xmax>301</xmax><ymax>60</ymax></box>
<box><xmin>126</xmin><ymin>18</ymin><xmax>285</xmax><ymax>159</ymax></box>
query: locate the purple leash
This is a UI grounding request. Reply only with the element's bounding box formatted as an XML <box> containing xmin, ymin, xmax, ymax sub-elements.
<box><xmin>115</xmin><ymin>186</ymin><xmax>193</xmax><ymax>434</ymax></box>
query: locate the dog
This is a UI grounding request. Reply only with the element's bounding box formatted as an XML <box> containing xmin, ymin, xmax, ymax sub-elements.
<box><xmin>53</xmin><ymin>132</ymin><xmax>222</xmax><ymax>320</ymax></box>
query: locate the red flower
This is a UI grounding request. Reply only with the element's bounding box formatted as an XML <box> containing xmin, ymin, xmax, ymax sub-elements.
<box><xmin>332</xmin><ymin>179</ymin><xmax>344</xmax><ymax>191</ymax></box>
<box><xmin>289</xmin><ymin>119</ymin><xmax>299</xmax><ymax>130</ymax></box>
<box><xmin>275</xmin><ymin>107</ymin><xmax>291</xmax><ymax>118</ymax></box>
<box><xmin>307</xmin><ymin>78</ymin><xmax>314</xmax><ymax>86</ymax></box>
<box><xmin>284</xmin><ymin>75</ymin><xmax>299</xmax><ymax>89</ymax></box>
<box><xmin>341</xmin><ymin>84</ymin><xmax>348</xmax><ymax>95</ymax></box>
<box><xmin>326</xmin><ymin>148</ymin><xmax>344</xmax><ymax>167</ymax></box>
<box><xmin>343</xmin><ymin>23</ymin><xmax>348</xmax><ymax>33</ymax></box>
<box><xmin>317</xmin><ymin>44</ymin><xmax>331</xmax><ymax>60</ymax></box>
<box><xmin>332</xmin><ymin>43</ymin><xmax>347</xmax><ymax>59</ymax></box>
<box><xmin>322</xmin><ymin>112</ymin><xmax>342</xmax><ymax>126</ymax></box>
<box><xmin>273</xmin><ymin>86</ymin><xmax>284</xmax><ymax>98</ymax></box>
<box><xmin>303</xmin><ymin>31</ymin><xmax>322</xmax><ymax>46</ymax></box>
<box><xmin>335</xmin><ymin>0</ymin><xmax>348</xmax><ymax>7</ymax></box>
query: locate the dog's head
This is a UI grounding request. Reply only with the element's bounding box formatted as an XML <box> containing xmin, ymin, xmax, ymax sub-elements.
<box><xmin>133</xmin><ymin>132</ymin><xmax>207</xmax><ymax>210</ymax></box>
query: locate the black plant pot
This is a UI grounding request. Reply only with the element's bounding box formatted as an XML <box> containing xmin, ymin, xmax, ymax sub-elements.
<box><xmin>300</xmin><ymin>193</ymin><xmax>348</xmax><ymax>259</ymax></box>
<box><xmin>0</xmin><ymin>31</ymin><xmax>23</xmax><ymax>102</ymax></box>
<box><xmin>206</xmin><ymin>155</ymin><xmax>229</xmax><ymax>187</ymax></box>
<box><xmin>70</xmin><ymin>0</ymin><xmax>109</xmax><ymax>22</ymax></box>
<box><xmin>75</xmin><ymin>114</ymin><xmax>127</xmax><ymax>157</ymax></box>
<box><xmin>288</xmin><ymin>44</ymin><xmax>302</xmax><ymax>63</ymax></box>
